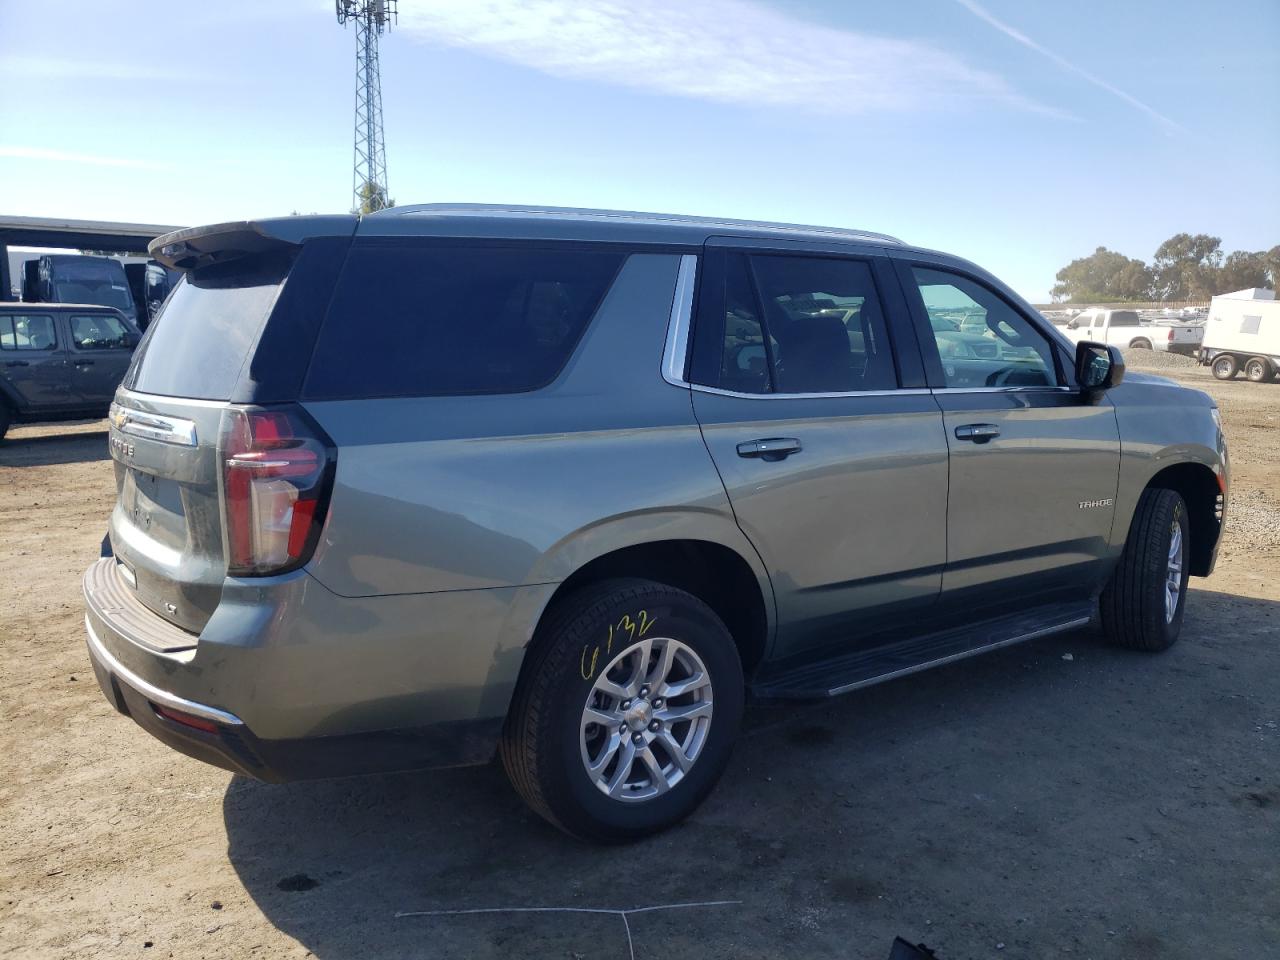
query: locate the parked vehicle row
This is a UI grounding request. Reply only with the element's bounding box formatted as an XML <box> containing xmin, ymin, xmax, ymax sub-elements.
<box><xmin>1063</xmin><ymin>307</ymin><xmax>1204</xmax><ymax>355</ymax></box>
<box><xmin>13</xmin><ymin>253</ymin><xmax>179</xmax><ymax>330</ymax></box>
<box><xmin>82</xmin><ymin>205</ymin><xmax>1228</xmax><ymax>841</ymax></box>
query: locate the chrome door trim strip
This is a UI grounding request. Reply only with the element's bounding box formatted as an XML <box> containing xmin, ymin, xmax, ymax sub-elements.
<box><xmin>930</xmin><ymin>386</ymin><xmax>1076</xmax><ymax>395</ymax></box>
<box><xmin>690</xmin><ymin>384</ymin><xmax>934</xmax><ymax>401</ymax></box>
<box><xmin>661</xmin><ymin>254</ymin><xmax>698</xmax><ymax>388</ymax></box>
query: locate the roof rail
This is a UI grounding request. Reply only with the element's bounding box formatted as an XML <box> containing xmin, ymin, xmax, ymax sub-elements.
<box><xmin>378</xmin><ymin>203</ymin><xmax>903</xmax><ymax>245</ymax></box>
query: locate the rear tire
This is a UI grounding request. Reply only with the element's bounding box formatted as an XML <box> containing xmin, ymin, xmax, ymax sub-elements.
<box><xmin>500</xmin><ymin>578</ymin><xmax>744</xmax><ymax>842</ymax></box>
<box><xmin>0</xmin><ymin>402</ymin><xmax>11</xmax><ymax>441</ymax></box>
<box><xmin>1100</xmin><ymin>488</ymin><xmax>1189</xmax><ymax>652</ymax></box>
<box><xmin>1129</xmin><ymin>338</ymin><xmax>1152</xmax><ymax>350</ymax></box>
<box><xmin>1211</xmin><ymin>354</ymin><xmax>1238</xmax><ymax>380</ymax></box>
<box><xmin>1245</xmin><ymin>356</ymin><xmax>1272</xmax><ymax>383</ymax></box>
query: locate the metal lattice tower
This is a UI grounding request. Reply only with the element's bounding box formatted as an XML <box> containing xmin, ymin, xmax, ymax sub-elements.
<box><xmin>336</xmin><ymin>0</ymin><xmax>396</xmax><ymax>213</ymax></box>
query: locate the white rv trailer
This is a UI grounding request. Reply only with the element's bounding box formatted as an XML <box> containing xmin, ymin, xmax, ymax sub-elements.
<box><xmin>1200</xmin><ymin>288</ymin><xmax>1280</xmax><ymax>382</ymax></box>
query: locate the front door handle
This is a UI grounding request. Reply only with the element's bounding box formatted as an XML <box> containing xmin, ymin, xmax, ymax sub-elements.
<box><xmin>737</xmin><ymin>437</ymin><xmax>802</xmax><ymax>461</ymax></box>
<box><xmin>955</xmin><ymin>423</ymin><xmax>1001</xmax><ymax>444</ymax></box>
<box><xmin>73</xmin><ymin>359</ymin><xmax>96</xmax><ymax>366</ymax></box>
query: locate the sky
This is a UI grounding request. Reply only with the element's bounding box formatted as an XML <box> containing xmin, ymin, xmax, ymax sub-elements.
<box><xmin>1</xmin><ymin>0</ymin><xmax>1277</xmax><ymax>301</ymax></box>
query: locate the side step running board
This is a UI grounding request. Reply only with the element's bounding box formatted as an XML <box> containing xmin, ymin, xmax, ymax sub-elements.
<box><xmin>752</xmin><ymin>602</ymin><xmax>1093</xmax><ymax>699</ymax></box>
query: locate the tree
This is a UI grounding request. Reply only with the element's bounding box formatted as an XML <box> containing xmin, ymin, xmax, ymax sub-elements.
<box><xmin>1051</xmin><ymin>246</ymin><xmax>1152</xmax><ymax>302</ymax></box>
<box><xmin>1151</xmin><ymin>233</ymin><xmax>1222</xmax><ymax>300</ymax></box>
<box><xmin>1263</xmin><ymin>245</ymin><xmax>1280</xmax><ymax>290</ymax></box>
<box><xmin>1217</xmin><ymin>250</ymin><xmax>1269</xmax><ymax>293</ymax></box>
<box><xmin>356</xmin><ymin>180</ymin><xmax>395</xmax><ymax>214</ymax></box>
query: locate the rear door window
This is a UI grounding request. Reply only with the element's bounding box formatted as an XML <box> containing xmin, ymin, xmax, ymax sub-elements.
<box><xmin>0</xmin><ymin>314</ymin><xmax>57</xmax><ymax>351</ymax></box>
<box><xmin>303</xmin><ymin>244</ymin><xmax>625</xmax><ymax>399</ymax></box>
<box><xmin>691</xmin><ymin>252</ymin><xmax>898</xmax><ymax>394</ymax></box>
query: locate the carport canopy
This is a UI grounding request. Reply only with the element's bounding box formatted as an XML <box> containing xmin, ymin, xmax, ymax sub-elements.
<box><xmin>1</xmin><ymin>215</ymin><xmax>185</xmax><ymax>299</ymax></box>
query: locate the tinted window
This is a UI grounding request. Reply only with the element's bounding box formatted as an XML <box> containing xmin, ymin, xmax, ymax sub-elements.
<box><xmin>0</xmin><ymin>314</ymin><xmax>56</xmax><ymax>351</ymax></box>
<box><xmin>912</xmin><ymin>268</ymin><xmax>1058</xmax><ymax>389</ymax></box>
<box><xmin>750</xmin><ymin>255</ymin><xmax>897</xmax><ymax>393</ymax></box>
<box><xmin>719</xmin><ymin>254</ymin><xmax>772</xmax><ymax>394</ymax></box>
<box><xmin>70</xmin><ymin>313</ymin><xmax>130</xmax><ymax>350</ymax></box>
<box><xmin>304</xmin><ymin>244</ymin><xmax>625</xmax><ymax>399</ymax></box>
<box><xmin>127</xmin><ymin>254</ymin><xmax>292</xmax><ymax>400</ymax></box>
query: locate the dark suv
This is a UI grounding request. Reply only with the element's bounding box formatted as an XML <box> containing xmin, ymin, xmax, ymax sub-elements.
<box><xmin>83</xmin><ymin>205</ymin><xmax>1226</xmax><ymax>841</ymax></box>
<box><xmin>0</xmin><ymin>303</ymin><xmax>139</xmax><ymax>439</ymax></box>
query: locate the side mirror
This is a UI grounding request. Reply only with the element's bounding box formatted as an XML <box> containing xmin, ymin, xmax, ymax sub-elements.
<box><xmin>1075</xmin><ymin>341</ymin><xmax>1125</xmax><ymax>392</ymax></box>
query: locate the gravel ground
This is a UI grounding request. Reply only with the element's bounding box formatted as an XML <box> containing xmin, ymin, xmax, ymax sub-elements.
<box><xmin>1</xmin><ymin>361</ymin><xmax>1277</xmax><ymax>960</ymax></box>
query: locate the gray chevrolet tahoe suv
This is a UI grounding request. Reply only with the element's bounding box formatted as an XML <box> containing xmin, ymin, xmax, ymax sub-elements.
<box><xmin>83</xmin><ymin>205</ymin><xmax>1228</xmax><ymax>841</ymax></box>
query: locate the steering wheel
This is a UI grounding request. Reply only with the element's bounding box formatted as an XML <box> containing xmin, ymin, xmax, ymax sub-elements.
<box><xmin>986</xmin><ymin>366</ymin><xmax>1020</xmax><ymax>387</ymax></box>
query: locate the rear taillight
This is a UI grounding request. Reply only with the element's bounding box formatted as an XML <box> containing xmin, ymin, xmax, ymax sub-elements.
<box><xmin>219</xmin><ymin>406</ymin><xmax>334</xmax><ymax>576</ymax></box>
<box><xmin>1168</xmin><ymin>329</ymin><xmax>1175</xmax><ymax>340</ymax></box>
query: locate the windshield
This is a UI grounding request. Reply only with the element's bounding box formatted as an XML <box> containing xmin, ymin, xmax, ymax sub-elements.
<box><xmin>53</xmin><ymin>277</ymin><xmax>134</xmax><ymax>311</ymax></box>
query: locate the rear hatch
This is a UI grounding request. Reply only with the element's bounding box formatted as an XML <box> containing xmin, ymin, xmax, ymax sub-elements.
<box><xmin>107</xmin><ymin>220</ymin><xmax>352</xmax><ymax>640</ymax></box>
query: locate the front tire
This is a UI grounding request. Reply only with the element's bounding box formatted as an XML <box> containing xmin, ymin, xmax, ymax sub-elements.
<box><xmin>0</xmin><ymin>402</ymin><xmax>10</xmax><ymax>441</ymax></box>
<box><xmin>500</xmin><ymin>578</ymin><xmax>744</xmax><ymax>842</ymax></box>
<box><xmin>1099</xmin><ymin>488</ymin><xmax>1190</xmax><ymax>651</ymax></box>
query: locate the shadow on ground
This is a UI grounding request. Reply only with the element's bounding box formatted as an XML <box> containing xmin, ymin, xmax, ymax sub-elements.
<box><xmin>223</xmin><ymin>590</ymin><xmax>1280</xmax><ymax>960</ymax></box>
<box><xmin>0</xmin><ymin>428</ymin><xmax>108</xmax><ymax>466</ymax></box>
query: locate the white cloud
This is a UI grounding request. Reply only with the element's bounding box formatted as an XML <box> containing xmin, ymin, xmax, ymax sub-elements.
<box><xmin>399</xmin><ymin>0</ymin><xmax>1062</xmax><ymax>118</ymax></box>
<box><xmin>948</xmin><ymin>0</ymin><xmax>1182</xmax><ymax>132</ymax></box>
<box><xmin>0</xmin><ymin>145</ymin><xmax>165</xmax><ymax>171</ymax></box>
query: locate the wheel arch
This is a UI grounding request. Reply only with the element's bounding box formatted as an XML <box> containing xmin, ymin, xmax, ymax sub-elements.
<box><xmin>530</xmin><ymin>537</ymin><xmax>775</xmax><ymax>679</ymax></box>
<box><xmin>1143</xmin><ymin>461</ymin><xmax>1223</xmax><ymax>577</ymax></box>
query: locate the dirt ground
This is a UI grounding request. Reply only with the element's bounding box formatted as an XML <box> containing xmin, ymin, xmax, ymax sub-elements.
<box><xmin>1</xmin><ymin>354</ymin><xmax>1276</xmax><ymax>960</ymax></box>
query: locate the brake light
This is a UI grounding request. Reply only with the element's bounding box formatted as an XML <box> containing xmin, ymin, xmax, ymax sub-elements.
<box><xmin>219</xmin><ymin>406</ymin><xmax>334</xmax><ymax>576</ymax></box>
<box><xmin>1168</xmin><ymin>328</ymin><xmax>1175</xmax><ymax>340</ymax></box>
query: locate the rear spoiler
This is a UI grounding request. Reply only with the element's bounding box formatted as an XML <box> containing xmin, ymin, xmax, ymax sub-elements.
<box><xmin>149</xmin><ymin>216</ymin><xmax>358</xmax><ymax>271</ymax></box>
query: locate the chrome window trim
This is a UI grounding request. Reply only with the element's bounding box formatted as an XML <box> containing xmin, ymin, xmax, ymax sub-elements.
<box><xmin>931</xmin><ymin>385</ymin><xmax>1076</xmax><ymax>395</ymax></box>
<box><xmin>690</xmin><ymin>384</ymin><xmax>933</xmax><ymax>400</ymax></box>
<box><xmin>661</xmin><ymin>254</ymin><xmax>698</xmax><ymax>388</ymax></box>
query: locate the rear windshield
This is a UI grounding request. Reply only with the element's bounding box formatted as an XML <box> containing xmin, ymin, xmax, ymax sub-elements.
<box><xmin>303</xmin><ymin>244</ymin><xmax>625</xmax><ymax>400</ymax></box>
<box><xmin>125</xmin><ymin>254</ymin><xmax>292</xmax><ymax>400</ymax></box>
<box><xmin>1110</xmin><ymin>310</ymin><xmax>1141</xmax><ymax>326</ymax></box>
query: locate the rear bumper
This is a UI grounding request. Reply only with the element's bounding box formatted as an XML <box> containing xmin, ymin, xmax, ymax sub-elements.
<box><xmin>82</xmin><ymin>558</ymin><xmax>553</xmax><ymax>781</ymax></box>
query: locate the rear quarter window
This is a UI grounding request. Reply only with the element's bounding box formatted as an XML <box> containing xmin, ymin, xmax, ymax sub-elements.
<box><xmin>125</xmin><ymin>254</ymin><xmax>292</xmax><ymax>400</ymax></box>
<box><xmin>302</xmin><ymin>243</ymin><xmax>625</xmax><ymax>399</ymax></box>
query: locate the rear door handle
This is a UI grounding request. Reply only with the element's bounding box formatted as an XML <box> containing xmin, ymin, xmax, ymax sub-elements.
<box><xmin>5</xmin><ymin>360</ymin><xmax>29</xmax><ymax>367</ymax></box>
<box><xmin>955</xmin><ymin>423</ymin><xmax>1001</xmax><ymax>444</ymax></box>
<box><xmin>737</xmin><ymin>437</ymin><xmax>802</xmax><ymax>461</ymax></box>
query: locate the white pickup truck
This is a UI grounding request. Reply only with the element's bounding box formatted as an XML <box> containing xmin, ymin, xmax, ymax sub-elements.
<box><xmin>1064</xmin><ymin>308</ymin><xmax>1203</xmax><ymax>356</ymax></box>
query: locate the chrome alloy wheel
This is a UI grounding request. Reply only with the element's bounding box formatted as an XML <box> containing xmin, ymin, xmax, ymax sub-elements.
<box><xmin>1165</xmin><ymin>516</ymin><xmax>1184</xmax><ymax>623</ymax></box>
<box><xmin>579</xmin><ymin>636</ymin><xmax>714</xmax><ymax>802</ymax></box>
